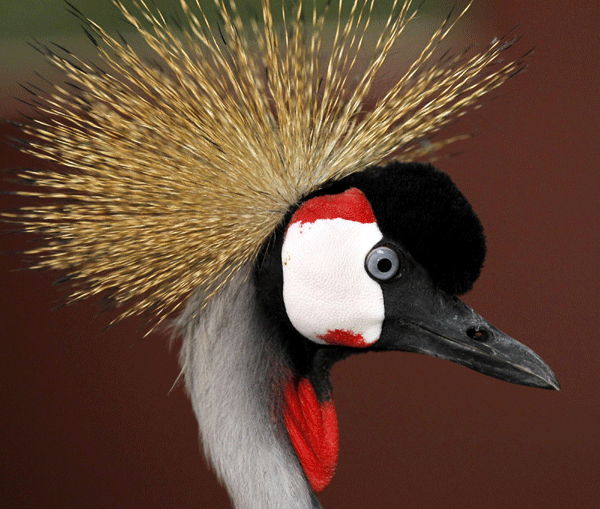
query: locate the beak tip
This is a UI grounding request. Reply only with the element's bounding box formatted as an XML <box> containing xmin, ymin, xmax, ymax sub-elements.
<box><xmin>548</xmin><ymin>377</ymin><xmax>561</xmax><ymax>392</ymax></box>
<box><xmin>536</xmin><ymin>369</ymin><xmax>560</xmax><ymax>391</ymax></box>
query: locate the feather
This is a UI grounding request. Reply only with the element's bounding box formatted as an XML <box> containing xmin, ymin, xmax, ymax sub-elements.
<box><xmin>8</xmin><ymin>0</ymin><xmax>522</xmax><ymax>328</ymax></box>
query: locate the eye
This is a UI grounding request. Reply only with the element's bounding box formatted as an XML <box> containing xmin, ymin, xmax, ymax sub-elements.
<box><xmin>365</xmin><ymin>246</ymin><xmax>400</xmax><ymax>281</ymax></box>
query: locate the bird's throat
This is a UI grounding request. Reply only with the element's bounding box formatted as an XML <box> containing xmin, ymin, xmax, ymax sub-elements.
<box><xmin>283</xmin><ymin>377</ymin><xmax>339</xmax><ymax>492</ymax></box>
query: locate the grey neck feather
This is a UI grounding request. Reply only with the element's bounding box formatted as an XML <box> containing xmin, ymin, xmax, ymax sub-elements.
<box><xmin>176</xmin><ymin>265</ymin><xmax>319</xmax><ymax>509</ymax></box>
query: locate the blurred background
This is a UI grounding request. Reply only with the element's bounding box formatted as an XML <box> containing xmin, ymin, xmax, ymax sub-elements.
<box><xmin>1</xmin><ymin>1</ymin><xmax>598</xmax><ymax>508</ymax></box>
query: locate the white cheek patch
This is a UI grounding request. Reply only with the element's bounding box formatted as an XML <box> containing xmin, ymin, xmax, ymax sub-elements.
<box><xmin>281</xmin><ymin>191</ymin><xmax>385</xmax><ymax>347</ymax></box>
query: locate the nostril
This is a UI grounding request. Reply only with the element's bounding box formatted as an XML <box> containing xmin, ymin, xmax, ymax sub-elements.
<box><xmin>466</xmin><ymin>327</ymin><xmax>491</xmax><ymax>342</ymax></box>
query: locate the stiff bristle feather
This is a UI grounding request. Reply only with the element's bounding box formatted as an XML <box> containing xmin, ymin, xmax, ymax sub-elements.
<box><xmin>7</xmin><ymin>0</ymin><xmax>522</xmax><ymax>328</ymax></box>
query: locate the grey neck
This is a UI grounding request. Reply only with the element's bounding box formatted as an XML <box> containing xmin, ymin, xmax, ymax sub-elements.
<box><xmin>176</xmin><ymin>265</ymin><xmax>319</xmax><ymax>509</ymax></box>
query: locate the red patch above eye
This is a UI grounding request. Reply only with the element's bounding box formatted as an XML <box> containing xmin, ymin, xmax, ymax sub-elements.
<box><xmin>289</xmin><ymin>187</ymin><xmax>376</xmax><ymax>227</ymax></box>
<box><xmin>316</xmin><ymin>329</ymin><xmax>369</xmax><ymax>348</ymax></box>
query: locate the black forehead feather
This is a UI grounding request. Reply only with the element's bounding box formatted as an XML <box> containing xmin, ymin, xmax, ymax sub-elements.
<box><xmin>311</xmin><ymin>162</ymin><xmax>486</xmax><ymax>296</ymax></box>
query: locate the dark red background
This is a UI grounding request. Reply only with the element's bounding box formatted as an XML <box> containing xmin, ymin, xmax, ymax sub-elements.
<box><xmin>2</xmin><ymin>1</ymin><xmax>598</xmax><ymax>508</ymax></box>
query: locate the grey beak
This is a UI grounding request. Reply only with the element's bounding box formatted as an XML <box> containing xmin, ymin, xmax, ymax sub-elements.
<box><xmin>376</xmin><ymin>290</ymin><xmax>560</xmax><ymax>390</ymax></box>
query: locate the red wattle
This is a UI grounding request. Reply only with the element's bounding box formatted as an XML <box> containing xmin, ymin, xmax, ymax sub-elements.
<box><xmin>283</xmin><ymin>377</ymin><xmax>339</xmax><ymax>492</ymax></box>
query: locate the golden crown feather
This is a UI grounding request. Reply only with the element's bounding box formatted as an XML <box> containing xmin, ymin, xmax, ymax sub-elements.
<box><xmin>9</xmin><ymin>0</ymin><xmax>523</xmax><ymax>328</ymax></box>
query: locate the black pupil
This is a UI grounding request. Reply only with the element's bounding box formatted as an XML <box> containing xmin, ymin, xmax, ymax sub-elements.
<box><xmin>377</xmin><ymin>257</ymin><xmax>393</xmax><ymax>273</ymax></box>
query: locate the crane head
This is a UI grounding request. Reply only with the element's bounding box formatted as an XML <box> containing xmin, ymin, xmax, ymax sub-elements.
<box><xmin>255</xmin><ymin>161</ymin><xmax>559</xmax><ymax>495</ymax></box>
<box><xmin>267</xmin><ymin>162</ymin><xmax>559</xmax><ymax>391</ymax></box>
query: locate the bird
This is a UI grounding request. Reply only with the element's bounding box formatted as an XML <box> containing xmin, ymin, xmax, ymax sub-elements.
<box><xmin>8</xmin><ymin>0</ymin><xmax>560</xmax><ymax>508</ymax></box>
